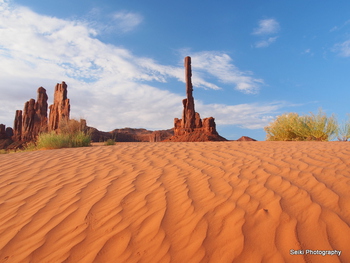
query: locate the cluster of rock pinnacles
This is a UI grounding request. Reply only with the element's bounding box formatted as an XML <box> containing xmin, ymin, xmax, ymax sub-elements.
<box><xmin>0</xmin><ymin>82</ymin><xmax>71</xmax><ymax>149</ymax></box>
<box><xmin>14</xmin><ymin>82</ymin><xmax>70</xmax><ymax>142</ymax></box>
<box><xmin>1</xmin><ymin>56</ymin><xmax>230</xmax><ymax>147</ymax></box>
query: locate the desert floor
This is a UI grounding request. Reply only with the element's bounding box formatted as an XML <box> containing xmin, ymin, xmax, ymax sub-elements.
<box><xmin>0</xmin><ymin>141</ymin><xmax>349</xmax><ymax>263</ymax></box>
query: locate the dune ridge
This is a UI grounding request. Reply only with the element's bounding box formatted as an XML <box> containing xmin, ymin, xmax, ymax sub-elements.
<box><xmin>0</xmin><ymin>142</ymin><xmax>350</xmax><ymax>262</ymax></box>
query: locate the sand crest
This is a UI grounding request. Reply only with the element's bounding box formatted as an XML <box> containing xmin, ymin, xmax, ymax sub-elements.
<box><xmin>0</xmin><ymin>142</ymin><xmax>349</xmax><ymax>262</ymax></box>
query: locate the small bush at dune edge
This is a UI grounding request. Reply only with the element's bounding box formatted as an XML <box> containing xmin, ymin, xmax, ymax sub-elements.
<box><xmin>36</xmin><ymin>131</ymin><xmax>91</xmax><ymax>149</ymax></box>
<box><xmin>33</xmin><ymin>119</ymin><xmax>91</xmax><ymax>150</ymax></box>
<box><xmin>104</xmin><ymin>139</ymin><xmax>116</xmax><ymax>146</ymax></box>
<box><xmin>337</xmin><ymin>114</ymin><xmax>350</xmax><ymax>141</ymax></box>
<box><xmin>265</xmin><ymin>109</ymin><xmax>338</xmax><ymax>141</ymax></box>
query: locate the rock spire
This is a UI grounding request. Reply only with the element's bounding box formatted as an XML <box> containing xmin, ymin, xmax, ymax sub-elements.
<box><xmin>166</xmin><ymin>56</ymin><xmax>226</xmax><ymax>142</ymax></box>
<box><xmin>49</xmin><ymin>81</ymin><xmax>70</xmax><ymax>132</ymax></box>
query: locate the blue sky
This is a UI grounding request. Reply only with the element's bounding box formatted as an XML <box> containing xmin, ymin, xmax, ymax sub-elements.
<box><xmin>1</xmin><ymin>0</ymin><xmax>350</xmax><ymax>140</ymax></box>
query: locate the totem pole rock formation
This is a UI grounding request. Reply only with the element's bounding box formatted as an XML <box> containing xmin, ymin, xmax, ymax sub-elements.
<box><xmin>49</xmin><ymin>82</ymin><xmax>70</xmax><ymax>132</ymax></box>
<box><xmin>165</xmin><ymin>56</ymin><xmax>227</xmax><ymax>142</ymax></box>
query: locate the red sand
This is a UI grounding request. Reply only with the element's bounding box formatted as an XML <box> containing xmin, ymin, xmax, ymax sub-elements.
<box><xmin>0</xmin><ymin>141</ymin><xmax>349</xmax><ymax>262</ymax></box>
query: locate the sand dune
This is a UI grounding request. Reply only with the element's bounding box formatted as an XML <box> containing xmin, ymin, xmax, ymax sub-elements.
<box><xmin>0</xmin><ymin>141</ymin><xmax>350</xmax><ymax>262</ymax></box>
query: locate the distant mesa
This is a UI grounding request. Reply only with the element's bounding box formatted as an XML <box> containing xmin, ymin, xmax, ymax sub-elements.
<box><xmin>88</xmin><ymin>127</ymin><xmax>173</xmax><ymax>143</ymax></box>
<box><xmin>236</xmin><ymin>136</ymin><xmax>257</xmax><ymax>141</ymax></box>
<box><xmin>164</xmin><ymin>56</ymin><xmax>227</xmax><ymax>142</ymax></box>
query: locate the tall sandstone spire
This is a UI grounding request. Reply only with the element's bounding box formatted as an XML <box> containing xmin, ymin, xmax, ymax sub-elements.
<box><xmin>166</xmin><ymin>56</ymin><xmax>226</xmax><ymax>142</ymax></box>
<box><xmin>182</xmin><ymin>56</ymin><xmax>196</xmax><ymax>131</ymax></box>
<box><xmin>49</xmin><ymin>81</ymin><xmax>70</xmax><ymax>131</ymax></box>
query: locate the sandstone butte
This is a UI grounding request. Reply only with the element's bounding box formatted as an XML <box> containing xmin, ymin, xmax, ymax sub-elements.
<box><xmin>164</xmin><ymin>56</ymin><xmax>227</xmax><ymax>142</ymax></box>
<box><xmin>0</xmin><ymin>82</ymin><xmax>70</xmax><ymax>149</ymax></box>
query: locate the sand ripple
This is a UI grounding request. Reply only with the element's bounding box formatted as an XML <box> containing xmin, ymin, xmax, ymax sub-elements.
<box><xmin>0</xmin><ymin>142</ymin><xmax>350</xmax><ymax>262</ymax></box>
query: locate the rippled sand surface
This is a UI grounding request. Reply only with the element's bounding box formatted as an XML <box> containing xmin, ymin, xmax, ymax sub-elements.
<box><xmin>0</xmin><ymin>142</ymin><xmax>349</xmax><ymax>263</ymax></box>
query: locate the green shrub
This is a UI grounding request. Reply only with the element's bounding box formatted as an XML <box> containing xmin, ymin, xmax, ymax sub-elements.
<box><xmin>36</xmin><ymin>132</ymin><xmax>71</xmax><ymax>149</ymax></box>
<box><xmin>337</xmin><ymin>114</ymin><xmax>350</xmax><ymax>141</ymax></box>
<box><xmin>104</xmin><ymin>139</ymin><xmax>116</xmax><ymax>146</ymax></box>
<box><xmin>70</xmin><ymin>131</ymin><xmax>92</xmax><ymax>147</ymax></box>
<box><xmin>36</xmin><ymin>131</ymin><xmax>91</xmax><ymax>149</ymax></box>
<box><xmin>265</xmin><ymin>109</ymin><xmax>338</xmax><ymax>141</ymax></box>
<box><xmin>34</xmin><ymin>118</ymin><xmax>91</xmax><ymax>150</ymax></box>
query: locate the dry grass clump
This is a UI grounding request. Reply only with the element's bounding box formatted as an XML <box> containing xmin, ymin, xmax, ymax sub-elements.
<box><xmin>337</xmin><ymin>114</ymin><xmax>350</xmax><ymax>141</ymax></box>
<box><xmin>265</xmin><ymin>109</ymin><xmax>338</xmax><ymax>141</ymax></box>
<box><xmin>35</xmin><ymin>119</ymin><xmax>91</xmax><ymax>149</ymax></box>
<box><xmin>104</xmin><ymin>139</ymin><xmax>116</xmax><ymax>146</ymax></box>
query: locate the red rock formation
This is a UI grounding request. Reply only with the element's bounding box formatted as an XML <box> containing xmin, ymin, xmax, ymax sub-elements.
<box><xmin>88</xmin><ymin>127</ymin><xmax>174</xmax><ymax>142</ymax></box>
<box><xmin>34</xmin><ymin>87</ymin><xmax>48</xmax><ymax>134</ymax></box>
<box><xmin>22</xmin><ymin>99</ymin><xmax>36</xmax><ymax>141</ymax></box>
<box><xmin>0</xmin><ymin>124</ymin><xmax>14</xmax><ymax>149</ymax></box>
<box><xmin>49</xmin><ymin>82</ymin><xmax>70</xmax><ymax>132</ymax></box>
<box><xmin>0</xmin><ymin>124</ymin><xmax>7</xmax><ymax>139</ymax></box>
<box><xmin>149</xmin><ymin>129</ymin><xmax>174</xmax><ymax>142</ymax></box>
<box><xmin>165</xmin><ymin>56</ymin><xmax>227</xmax><ymax>142</ymax></box>
<box><xmin>13</xmin><ymin>110</ymin><xmax>22</xmax><ymax>141</ymax></box>
<box><xmin>182</xmin><ymin>56</ymin><xmax>196</xmax><ymax>132</ymax></box>
<box><xmin>236</xmin><ymin>136</ymin><xmax>257</xmax><ymax>141</ymax></box>
<box><xmin>12</xmin><ymin>87</ymin><xmax>49</xmax><ymax>141</ymax></box>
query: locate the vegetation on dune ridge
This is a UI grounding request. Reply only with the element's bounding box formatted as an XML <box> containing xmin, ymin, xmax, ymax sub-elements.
<box><xmin>30</xmin><ymin>119</ymin><xmax>92</xmax><ymax>150</ymax></box>
<box><xmin>1</xmin><ymin>119</ymin><xmax>93</xmax><ymax>153</ymax></box>
<box><xmin>104</xmin><ymin>139</ymin><xmax>116</xmax><ymax>146</ymax></box>
<box><xmin>264</xmin><ymin>109</ymin><xmax>350</xmax><ymax>141</ymax></box>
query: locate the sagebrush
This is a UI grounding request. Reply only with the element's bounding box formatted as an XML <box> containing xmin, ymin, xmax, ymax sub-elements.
<box><xmin>265</xmin><ymin>109</ymin><xmax>338</xmax><ymax>141</ymax></box>
<box><xmin>33</xmin><ymin>119</ymin><xmax>91</xmax><ymax>149</ymax></box>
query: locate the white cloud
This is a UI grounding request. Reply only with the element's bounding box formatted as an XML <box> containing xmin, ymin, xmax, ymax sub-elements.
<box><xmin>333</xmin><ymin>40</ymin><xmax>350</xmax><ymax>57</ymax></box>
<box><xmin>252</xmin><ymin>18</ymin><xmax>280</xmax><ymax>48</ymax></box>
<box><xmin>254</xmin><ymin>37</ymin><xmax>278</xmax><ymax>48</ymax></box>
<box><xmin>0</xmin><ymin>0</ymin><xmax>279</xmax><ymax>133</ymax></box>
<box><xmin>182</xmin><ymin>51</ymin><xmax>264</xmax><ymax>93</ymax></box>
<box><xmin>253</xmin><ymin>18</ymin><xmax>280</xmax><ymax>35</ymax></box>
<box><xmin>112</xmin><ymin>11</ymin><xmax>143</xmax><ymax>32</ymax></box>
<box><xmin>196</xmin><ymin>101</ymin><xmax>286</xmax><ymax>129</ymax></box>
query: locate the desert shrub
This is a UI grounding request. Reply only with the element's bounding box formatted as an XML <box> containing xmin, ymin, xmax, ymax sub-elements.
<box><xmin>36</xmin><ymin>131</ymin><xmax>91</xmax><ymax>149</ymax></box>
<box><xmin>36</xmin><ymin>132</ymin><xmax>71</xmax><ymax>149</ymax></box>
<box><xmin>104</xmin><ymin>139</ymin><xmax>116</xmax><ymax>146</ymax></box>
<box><xmin>337</xmin><ymin>114</ymin><xmax>350</xmax><ymax>141</ymax></box>
<box><xmin>70</xmin><ymin>131</ymin><xmax>92</xmax><ymax>147</ymax></box>
<box><xmin>265</xmin><ymin>109</ymin><xmax>338</xmax><ymax>141</ymax></box>
<box><xmin>35</xmin><ymin>118</ymin><xmax>91</xmax><ymax>149</ymax></box>
<box><xmin>59</xmin><ymin>118</ymin><xmax>87</xmax><ymax>134</ymax></box>
<box><xmin>264</xmin><ymin>113</ymin><xmax>301</xmax><ymax>141</ymax></box>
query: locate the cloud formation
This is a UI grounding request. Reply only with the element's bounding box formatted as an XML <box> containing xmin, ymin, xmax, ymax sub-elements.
<box><xmin>253</xmin><ymin>18</ymin><xmax>280</xmax><ymax>35</ymax></box>
<box><xmin>0</xmin><ymin>0</ymin><xmax>282</xmax><ymax>134</ymax></box>
<box><xmin>112</xmin><ymin>11</ymin><xmax>143</xmax><ymax>32</ymax></box>
<box><xmin>333</xmin><ymin>40</ymin><xmax>350</xmax><ymax>57</ymax></box>
<box><xmin>253</xmin><ymin>18</ymin><xmax>280</xmax><ymax>48</ymax></box>
<box><xmin>254</xmin><ymin>37</ymin><xmax>278</xmax><ymax>48</ymax></box>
